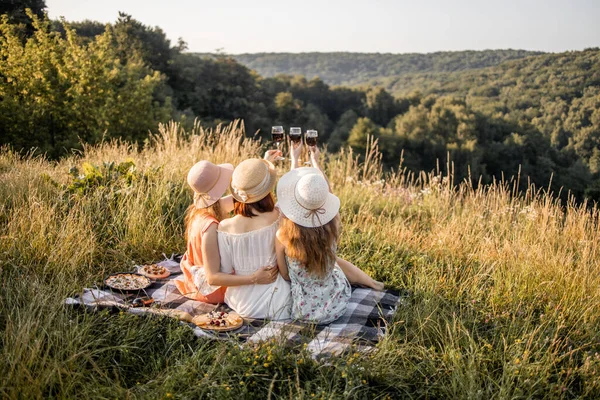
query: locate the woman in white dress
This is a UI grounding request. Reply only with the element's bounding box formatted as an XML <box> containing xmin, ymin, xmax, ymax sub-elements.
<box><xmin>217</xmin><ymin>158</ymin><xmax>292</xmax><ymax>320</ymax></box>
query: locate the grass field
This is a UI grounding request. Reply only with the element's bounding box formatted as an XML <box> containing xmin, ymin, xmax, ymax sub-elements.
<box><xmin>1</xmin><ymin>121</ymin><xmax>599</xmax><ymax>399</ymax></box>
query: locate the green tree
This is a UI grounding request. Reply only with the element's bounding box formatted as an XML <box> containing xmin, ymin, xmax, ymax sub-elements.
<box><xmin>365</xmin><ymin>87</ymin><xmax>397</xmax><ymax>126</ymax></box>
<box><xmin>328</xmin><ymin>110</ymin><xmax>359</xmax><ymax>152</ymax></box>
<box><xmin>347</xmin><ymin>117</ymin><xmax>380</xmax><ymax>155</ymax></box>
<box><xmin>0</xmin><ymin>0</ymin><xmax>46</xmax><ymax>32</ymax></box>
<box><xmin>0</xmin><ymin>12</ymin><xmax>170</xmax><ymax>156</ymax></box>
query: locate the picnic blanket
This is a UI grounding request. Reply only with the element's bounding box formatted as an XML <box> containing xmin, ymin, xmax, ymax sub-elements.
<box><xmin>65</xmin><ymin>256</ymin><xmax>406</xmax><ymax>358</ymax></box>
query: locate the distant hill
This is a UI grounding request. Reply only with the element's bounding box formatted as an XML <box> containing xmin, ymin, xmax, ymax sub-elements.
<box><xmin>368</xmin><ymin>48</ymin><xmax>600</xmax><ymax>96</ymax></box>
<box><xmin>203</xmin><ymin>50</ymin><xmax>544</xmax><ymax>86</ymax></box>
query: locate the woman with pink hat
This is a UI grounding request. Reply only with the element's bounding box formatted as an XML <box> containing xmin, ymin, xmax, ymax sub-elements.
<box><xmin>175</xmin><ymin>158</ymin><xmax>279</xmax><ymax>304</ymax></box>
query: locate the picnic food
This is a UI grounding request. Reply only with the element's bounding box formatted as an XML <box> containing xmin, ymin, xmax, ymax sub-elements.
<box><xmin>105</xmin><ymin>273</ymin><xmax>151</xmax><ymax>291</ymax></box>
<box><xmin>192</xmin><ymin>311</ymin><xmax>243</xmax><ymax>331</ymax></box>
<box><xmin>139</xmin><ymin>264</ymin><xmax>170</xmax><ymax>280</ymax></box>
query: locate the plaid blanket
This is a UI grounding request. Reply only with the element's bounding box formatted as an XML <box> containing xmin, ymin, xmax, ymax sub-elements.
<box><xmin>65</xmin><ymin>257</ymin><xmax>406</xmax><ymax>358</ymax></box>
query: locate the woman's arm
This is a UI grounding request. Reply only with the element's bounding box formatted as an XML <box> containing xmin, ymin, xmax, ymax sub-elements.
<box><xmin>336</xmin><ymin>256</ymin><xmax>384</xmax><ymax>290</ymax></box>
<box><xmin>275</xmin><ymin>233</ymin><xmax>290</xmax><ymax>281</ymax></box>
<box><xmin>308</xmin><ymin>146</ymin><xmax>333</xmax><ymax>193</ymax></box>
<box><xmin>289</xmin><ymin>139</ymin><xmax>302</xmax><ymax>170</ymax></box>
<box><xmin>202</xmin><ymin>225</ymin><xmax>277</xmax><ymax>286</ymax></box>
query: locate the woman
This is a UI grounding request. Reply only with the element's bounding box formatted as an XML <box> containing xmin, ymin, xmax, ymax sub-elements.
<box><xmin>175</xmin><ymin>159</ymin><xmax>279</xmax><ymax>303</ymax></box>
<box><xmin>275</xmin><ymin>168</ymin><xmax>351</xmax><ymax>323</ymax></box>
<box><xmin>287</xmin><ymin>141</ymin><xmax>385</xmax><ymax>291</ymax></box>
<box><xmin>217</xmin><ymin>158</ymin><xmax>292</xmax><ymax>320</ymax></box>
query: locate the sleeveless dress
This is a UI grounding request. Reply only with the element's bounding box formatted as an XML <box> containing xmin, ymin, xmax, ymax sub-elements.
<box><xmin>285</xmin><ymin>256</ymin><xmax>351</xmax><ymax>324</ymax></box>
<box><xmin>175</xmin><ymin>215</ymin><xmax>226</xmax><ymax>304</ymax></box>
<box><xmin>217</xmin><ymin>221</ymin><xmax>292</xmax><ymax>320</ymax></box>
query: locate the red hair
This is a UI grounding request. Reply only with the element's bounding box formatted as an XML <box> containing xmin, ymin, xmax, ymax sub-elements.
<box><xmin>233</xmin><ymin>193</ymin><xmax>275</xmax><ymax>217</ymax></box>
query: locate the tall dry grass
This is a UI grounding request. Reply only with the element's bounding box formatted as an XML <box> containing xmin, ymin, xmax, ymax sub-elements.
<box><xmin>1</xmin><ymin>121</ymin><xmax>599</xmax><ymax>398</ymax></box>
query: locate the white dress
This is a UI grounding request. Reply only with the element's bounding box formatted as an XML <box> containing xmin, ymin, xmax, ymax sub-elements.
<box><xmin>217</xmin><ymin>221</ymin><xmax>292</xmax><ymax>320</ymax></box>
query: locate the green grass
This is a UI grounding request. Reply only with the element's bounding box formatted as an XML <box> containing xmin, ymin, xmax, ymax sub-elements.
<box><xmin>1</xmin><ymin>121</ymin><xmax>600</xmax><ymax>399</ymax></box>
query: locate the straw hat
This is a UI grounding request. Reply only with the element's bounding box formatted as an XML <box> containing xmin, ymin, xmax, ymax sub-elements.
<box><xmin>187</xmin><ymin>161</ymin><xmax>234</xmax><ymax>208</ymax></box>
<box><xmin>230</xmin><ymin>158</ymin><xmax>278</xmax><ymax>203</ymax></box>
<box><xmin>276</xmin><ymin>167</ymin><xmax>340</xmax><ymax>228</ymax></box>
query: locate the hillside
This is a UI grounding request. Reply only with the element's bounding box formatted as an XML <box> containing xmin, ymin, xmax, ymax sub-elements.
<box><xmin>2</xmin><ymin>124</ymin><xmax>600</xmax><ymax>398</ymax></box>
<box><xmin>369</xmin><ymin>47</ymin><xmax>600</xmax><ymax>96</ymax></box>
<box><xmin>223</xmin><ymin>50</ymin><xmax>544</xmax><ymax>86</ymax></box>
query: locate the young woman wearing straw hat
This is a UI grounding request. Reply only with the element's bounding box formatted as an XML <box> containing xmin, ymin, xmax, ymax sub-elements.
<box><xmin>274</xmin><ymin>143</ymin><xmax>383</xmax><ymax>323</ymax></box>
<box><xmin>216</xmin><ymin>158</ymin><xmax>292</xmax><ymax>319</ymax></box>
<box><xmin>175</xmin><ymin>156</ymin><xmax>280</xmax><ymax>304</ymax></box>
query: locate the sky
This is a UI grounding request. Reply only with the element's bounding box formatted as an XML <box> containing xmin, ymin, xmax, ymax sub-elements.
<box><xmin>46</xmin><ymin>0</ymin><xmax>599</xmax><ymax>54</ymax></box>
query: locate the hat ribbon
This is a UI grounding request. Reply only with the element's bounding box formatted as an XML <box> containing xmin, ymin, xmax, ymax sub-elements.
<box><xmin>194</xmin><ymin>192</ymin><xmax>214</xmax><ymax>208</ymax></box>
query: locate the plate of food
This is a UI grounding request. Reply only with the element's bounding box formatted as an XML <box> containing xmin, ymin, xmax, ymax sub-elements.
<box><xmin>104</xmin><ymin>272</ymin><xmax>152</xmax><ymax>293</ymax></box>
<box><xmin>192</xmin><ymin>311</ymin><xmax>244</xmax><ymax>332</ymax></box>
<box><xmin>138</xmin><ymin>264</ymin><xmax>171</xmax><ymax>280</ymax></box>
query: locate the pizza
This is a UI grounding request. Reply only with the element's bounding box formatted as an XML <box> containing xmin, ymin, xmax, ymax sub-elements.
<box><xmin>105</xmin><ymin>273</ymin><xmax>151</xmax><ymax>291</ymax></box>
<box><xmin>139</xmin><ymin>264</ymin><xmax>171</xmax><ymax>280</ymax></box>
<box><xmin>192</xmin><ymin>311</ymin><xmax>244</xmax><ymax>331</ymax></box>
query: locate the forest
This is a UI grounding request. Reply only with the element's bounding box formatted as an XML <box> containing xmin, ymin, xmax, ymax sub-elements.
<box><xmin>0</xmin><ymin>2</ymin><xmax>599</xmax><ymax>201</ymax></box>
<box><xmin>227</xmin><ymin>50</ymin><xmax>544</xmax><ymax>86</ymax></box>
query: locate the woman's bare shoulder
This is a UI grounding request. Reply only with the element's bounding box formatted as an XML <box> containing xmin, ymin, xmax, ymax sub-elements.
<box><xmin>265</xmin><ymin>208</ymin><xmax>280</xmax><ymax>224</ymax></box>
<box><xmin>217</xmin><ymin>216</ymin><xmax>237</xmax><ymax>233</ymax></box>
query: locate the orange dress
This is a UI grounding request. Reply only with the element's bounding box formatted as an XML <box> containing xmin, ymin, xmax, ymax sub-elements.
<box><xmin>175</xmin><ymin>215</ymin><xmax>226</xmax><ymax>304</ymax></box>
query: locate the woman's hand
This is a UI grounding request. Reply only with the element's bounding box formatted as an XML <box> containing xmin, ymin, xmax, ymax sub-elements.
<box><xmin>264</xmin><ymin>150</ymin><xmax>283</xmax><ymax>163</ymax></box>
<box><xmin>251</xmin><ymin>265</ymin><xmax>278</xmax><ymax>284</ymax></box>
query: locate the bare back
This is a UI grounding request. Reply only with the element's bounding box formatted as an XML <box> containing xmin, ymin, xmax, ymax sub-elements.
<box><xmin>218</xmin><ymin>209</ymin><xmax>280</xmax><ymax>234</ymax></box>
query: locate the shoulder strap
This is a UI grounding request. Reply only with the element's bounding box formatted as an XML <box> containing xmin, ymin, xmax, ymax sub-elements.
<box><xmin>200</xmin><ymin>216</ymin><xmax>219</xmax><ymax>235</ymax></box>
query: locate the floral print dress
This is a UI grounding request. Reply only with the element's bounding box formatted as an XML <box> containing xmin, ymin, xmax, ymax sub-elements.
<box><xmin>286</xmin><ymin>256</ymin><xmax>351</xmax><ymax>324</ymax></box>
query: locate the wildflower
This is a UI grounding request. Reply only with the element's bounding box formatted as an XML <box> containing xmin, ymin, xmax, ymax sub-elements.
<box><xmin>263</xmin><ymin>363</ymin><xmax>269</xmax><ymax>368</ymax></box>
<box><xmin>165</xmin><ymin>393</ymin><xmax>173</xmax><ymax>398</ymax></box>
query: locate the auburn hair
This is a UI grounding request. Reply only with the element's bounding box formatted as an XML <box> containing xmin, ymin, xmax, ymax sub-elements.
<box><xmin>184</xmin><ymin>200</ymin><xmax>223</xmax><ymax>242</ymax></box>
<box><xmin>233</xmin><ymin>193</ymin><xmax>275</xmax><ymax>217</ymax></box>
<box><xmin>278</xmin><ymin>214</ymin><xmax>340</xmax><ymax>278</ymax></box>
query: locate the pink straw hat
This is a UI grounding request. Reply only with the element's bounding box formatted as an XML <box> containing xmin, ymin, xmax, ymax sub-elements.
<box><xmin>187</xmin><ymin>161</ymin><xmax>234</xmax><ymax>208</ymax></box>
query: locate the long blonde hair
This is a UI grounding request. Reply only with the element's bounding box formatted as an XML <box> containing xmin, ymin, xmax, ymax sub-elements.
<box><xmin>184</xmin><ymin>201</ymin><xmax>223</xmax><ymax>242</ymax></box>
<box><xmin>278</xmin><ymin>214</ymin><xmax>340</xmax><ymax>278</ymax></box>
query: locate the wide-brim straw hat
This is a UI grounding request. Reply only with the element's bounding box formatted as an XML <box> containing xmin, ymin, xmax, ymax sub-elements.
<box><xmin>230</xmin><ymin>158</ymin><xmax>278</xmax><ymax>203</ymax></box>
<box><xmin>276</xmin><ymin>167</ymin><xmax>340</xmax><ymax>228</ymax></box>
<box><xmin>187</xmin><ymin>160</ymin><xmax>234</xmax><ymax>208</ymax></box>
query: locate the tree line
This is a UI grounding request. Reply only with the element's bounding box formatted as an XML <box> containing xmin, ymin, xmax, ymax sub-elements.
<box><xmin>0</xmin><ymin>2</ymin><xmax>598</xmax><ymax>201</ymax></box>
<box><xmin>226</xmin><ymin>50</ymin><xmax>543</xmax><ymax>86</ymax></box>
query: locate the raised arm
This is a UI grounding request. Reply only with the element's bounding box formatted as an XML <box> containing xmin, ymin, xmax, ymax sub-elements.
<box><xmin>289</xmin><ymin>139</ymin><xmax>303</xmax><ymax>170</ymax></box>
<box><xmin>202</xmin><ymin>225</ymin><xmax>277</xmax><ymax>286</ymax></box>
<box><xmin>307</xmin><ymin>146</ymin><xmax>333</xmax><ymax>193</ymax></box>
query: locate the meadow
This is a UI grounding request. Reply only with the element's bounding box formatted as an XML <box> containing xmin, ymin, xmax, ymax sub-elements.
<box><xmin>1</xmin><ymin>121</ymin><xmax>599</xmax><ymax>399</ymax></box>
